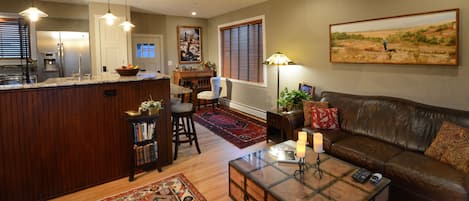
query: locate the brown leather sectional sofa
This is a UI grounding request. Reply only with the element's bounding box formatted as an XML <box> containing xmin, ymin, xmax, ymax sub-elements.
<box><xmin>285</xmin><ymin>91</ymin><xmax>469</xmax><ymax>201</ymax></box>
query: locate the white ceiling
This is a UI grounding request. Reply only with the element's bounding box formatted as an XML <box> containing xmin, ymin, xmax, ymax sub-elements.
<box><xmin>40</xmin><ymin>0</ymin><xmax>268</xmax><ymax>18</ymax></box>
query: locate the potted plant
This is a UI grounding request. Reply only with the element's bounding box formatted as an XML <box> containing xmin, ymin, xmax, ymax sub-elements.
<box><xmin>278</xmin><ymin>87</ymin><xmax>312</xmax><ymax>112</ymax></box>
<box><xmin>139</xmin><ymin>95</ymin><xmax>163</xmax><ymax>115</ymax></box>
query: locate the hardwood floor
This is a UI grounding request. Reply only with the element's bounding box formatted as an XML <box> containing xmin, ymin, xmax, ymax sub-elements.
<box><xmin>51</xmin><ymin>122</ymin><xmax>272</xmax><ymax>201</ymax></box>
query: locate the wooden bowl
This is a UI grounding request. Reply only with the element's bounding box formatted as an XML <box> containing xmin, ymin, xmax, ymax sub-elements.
<box><xmin>116</xmin><ymin>68</ymin><xmax>139</xmax><ymax>76</ymax></box>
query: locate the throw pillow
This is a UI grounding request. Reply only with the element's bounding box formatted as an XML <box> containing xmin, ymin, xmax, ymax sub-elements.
<box><xmin>311</xmin><ymin>107</ymin><xmax>339</xmax><ymax>129</ymax></box>
<box><xmin>425</xmin><ymin>121</ymin><xmax>469</xmax><ymax>161</ymax></box>
<box><xmin>435</xmin><ymin>122</ymin><xmax>469</xmax><ymax>174</ymax></box>
<box><xmin>302</xmin><ymin>100</ymin><xmax>328</xmax><ymax>126</ymax></box>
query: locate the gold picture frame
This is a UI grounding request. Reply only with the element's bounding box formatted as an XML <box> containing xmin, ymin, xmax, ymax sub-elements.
<box><xmin>177</xmin><ymin>26</ymin><xmax>202</xmax><ymax>64</ymax></box>
<box><xmin>330</xmin><ymin>9</ymin><xmax>459</xmax><ymax>65</ymax></box>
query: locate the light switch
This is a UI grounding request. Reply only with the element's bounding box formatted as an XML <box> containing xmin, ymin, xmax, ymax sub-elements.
<box><xmin>168</xmin><ymin>60</ymin><xmax>173</xmax><ymax>66</ymax></box>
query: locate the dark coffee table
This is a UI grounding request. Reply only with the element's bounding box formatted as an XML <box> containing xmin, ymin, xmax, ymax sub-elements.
<box><xmin>228</xmin><ymin>140</ymin><xmax>391</xmax><ymax>201</ymax></box>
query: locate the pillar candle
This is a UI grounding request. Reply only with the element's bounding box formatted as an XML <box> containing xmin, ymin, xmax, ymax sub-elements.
<box><xmin>296</xmin><ymin>141</ymin><xmax>306</xmax><ymax>158</ymax></box>
<box><xmin>298</xmin><ymin>131</ymin><xmax>307</xmax><ymax>143</ymax></box>
<box><xmin>313</xmin><ymin>132</ymin><xmax>324</xmax><ymax>153</ymax></box>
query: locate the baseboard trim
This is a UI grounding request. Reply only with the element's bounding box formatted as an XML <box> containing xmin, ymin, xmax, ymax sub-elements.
<box><xmin>219</xmin><ymin>98</ymin><xmax>267</xmax><ymax>120</ymax></box>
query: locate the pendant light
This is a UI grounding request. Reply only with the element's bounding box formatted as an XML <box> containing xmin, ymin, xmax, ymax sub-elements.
<box><xmin>19</xmin><ymin>0</ymin><xmax>48</xmax><ymax>22</ymax></box>
<box><xmin>119</xmin><ymin>0</ymin><xmax>135</xmax><ymax>32</ymax></box>
<box><xmin>101</xmin><ymin>0</ymin><xmax>117</xmax><ymax>26</ymax></box>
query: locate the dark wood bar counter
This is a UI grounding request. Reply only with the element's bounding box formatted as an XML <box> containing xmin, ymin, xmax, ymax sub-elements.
<box><xmin>0</xmin><ymin>75</ymin><xmax>172</xmax><ymax>201</ymax></box>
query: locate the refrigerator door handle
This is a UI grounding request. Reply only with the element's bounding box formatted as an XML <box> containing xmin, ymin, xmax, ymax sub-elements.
<box><xmin>57</xmin><ymin>42</ymin><xmax>65</xmax><ymax>77</ymax></box>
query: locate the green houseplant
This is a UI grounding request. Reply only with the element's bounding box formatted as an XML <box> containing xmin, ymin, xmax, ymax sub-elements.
<box><xmin>278</xmin><ymin>87</ymin><xmax>312</xmax><ymax>111</ymax></box>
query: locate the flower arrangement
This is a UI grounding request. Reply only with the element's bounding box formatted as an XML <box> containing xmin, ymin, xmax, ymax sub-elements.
<box><xmin>202</xmin><ymin>61</ymin><xmax>216</xmax><ymax>71</ymax></box>
<box><xmin>139</xmin><ymin>95</ymin><xmax>163</xmax><ymax>114</ymax></box>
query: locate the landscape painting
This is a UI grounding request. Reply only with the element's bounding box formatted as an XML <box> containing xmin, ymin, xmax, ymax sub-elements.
<box><xmin>330</xmin><ymin>9</ymin><xmax>459</xmax><ymax>65</ymax></box>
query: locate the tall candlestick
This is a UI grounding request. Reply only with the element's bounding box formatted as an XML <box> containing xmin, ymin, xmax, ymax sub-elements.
<box><xmin>298</xmin><ymin>131</ymin><xmax>307</xmax><ymax>143</ymax></box>
<box><xmin>313</xmin><ymin>132</ymin><xmax>324</xmax><ymax>153</ymax></box>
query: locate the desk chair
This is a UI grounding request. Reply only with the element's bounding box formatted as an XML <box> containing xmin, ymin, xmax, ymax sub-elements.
<box><xmin>196</xmin><ymin>77</ymin><xmax>221</xmax><ymax>111</ymax></box>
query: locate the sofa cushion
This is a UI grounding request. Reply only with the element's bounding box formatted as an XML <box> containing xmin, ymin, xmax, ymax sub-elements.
<box><xmin>302</xmin><ymin>127</ymin><xmax>349</xmax><ymax>152</ymax></box>
<box><xmin>302</xmin><ymin>100</ymin><xmax>328</xmax><ymax>126</ymax></box>
<box><xmin>425</xmin><ymin>121</ymin><xmax>469</xmax><ymax>174</ymax></box>
<box><xmin>311</xmin><ymin>107</ymin><xmax>339</xmax><ymax>129</ymax></box>
<box><xmin>330</xmin><ymin>135</ymin><xmax>403</xmax><ymax>172</ymax></box>
<box><xmin>385</xmin><ymin>151</ymin><xmax>468</xmax><ymax>201</ymax></box>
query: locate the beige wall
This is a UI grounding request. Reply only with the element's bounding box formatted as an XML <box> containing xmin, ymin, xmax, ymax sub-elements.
<box><xmin>131</xmin><ymin>13</ymin><xmax>208</xmax><ymax>74</ymax></box>
<box><xmin>207</xmin><ymin>0</ymin><xmax>469</xmax><ymax>111</ymax></box>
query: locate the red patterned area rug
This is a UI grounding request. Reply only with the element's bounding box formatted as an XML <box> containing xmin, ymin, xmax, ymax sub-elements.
<box><xmin>193</xmin><ymin>107</ymin><xmax>266</xmax><ymax>148</ymax></box>
<box><xmin>99</xmin><ymin>173</ymin><xmax>206</xmax><ymax>201</ymax></box>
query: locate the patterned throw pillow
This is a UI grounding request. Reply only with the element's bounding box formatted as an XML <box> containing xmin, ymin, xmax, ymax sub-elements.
<box><xmin>311</xmin><ymin>107</ymin><xmax>339</xmax><ymax>129</ymax></box>
<box><xmin>425</xmin><ymin>121</ymin><xmax>469</xmax><ymax>173</ymax></box>
<box><xmin>302</xmin><ymin>100</ymin><xmax>329</xmax><ymax>126</ymax></box>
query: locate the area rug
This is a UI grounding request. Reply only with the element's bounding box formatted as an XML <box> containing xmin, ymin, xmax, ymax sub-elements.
<box><xmin>193</xmin><ymin>107</ymin><xmax>266</xmax><ymax>148</ymax></box>
<box><xmin>99</xmin><ymin>173</ymin><xmax>207</xmax><ymax>201</ymax></box>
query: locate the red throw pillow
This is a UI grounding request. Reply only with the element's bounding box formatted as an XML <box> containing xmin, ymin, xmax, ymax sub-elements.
<box><xmin>311</xmin><ymin>107</ymin><xmax>339</xmax><ymax>129</ymax></box>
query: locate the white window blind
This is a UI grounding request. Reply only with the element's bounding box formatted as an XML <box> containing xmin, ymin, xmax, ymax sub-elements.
<box><xmin>0</xmin><ymin>18</ymin><xmax>30</xmax><ymax>59</ymax></box>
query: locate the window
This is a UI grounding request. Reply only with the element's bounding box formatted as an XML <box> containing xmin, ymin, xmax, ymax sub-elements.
<box><xmin>220</xmin><ymin>19</ymin><xmax>263</xmax><ymax>83</ymax></box>
<box><xmin>136</xmin><ymin>43</ymin><xmax>156</xmax><ymax>58</ymax></box>
<box><xmin>0</xmin><ymin>18</ymin><xmax>30</xmax><ymax>59</ymax></box>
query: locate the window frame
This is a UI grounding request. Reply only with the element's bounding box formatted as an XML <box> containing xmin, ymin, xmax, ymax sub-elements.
<box><xmin>217</xmin><ymin>15</ymin><xmax>266</xmax><ymax>87</ymax></box>
<box><xmin>0</xmin><ymin>17</ymin><xmax>31</xmax><ymax>60</ymax></box>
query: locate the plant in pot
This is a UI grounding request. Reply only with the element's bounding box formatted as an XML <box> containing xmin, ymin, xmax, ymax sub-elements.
<box><xmin>278</xmin><ymin>87</ymin><xmax>312</xmax><ymax>112</ymax></box>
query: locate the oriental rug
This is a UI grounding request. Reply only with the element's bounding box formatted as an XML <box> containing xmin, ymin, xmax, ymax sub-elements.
<box><xmin>193</xmin><ymin>107</ymin><xmax>266</xmax><ymax>148</ymax></box>
<box><xmin>99</xmin><ymin>173</ymin><xmax>206</xmax><ymax>201</ymax></box>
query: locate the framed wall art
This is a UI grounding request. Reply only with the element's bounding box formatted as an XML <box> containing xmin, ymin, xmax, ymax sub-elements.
<box><xmin>330</xmin><ymin>9</ymin><xmax>459</xmax><ymax>65</ymax></box>
<box><xmin>178</xmin><ymin>26</ymin><xmax>202</xmax><ymax>64</ymax></box>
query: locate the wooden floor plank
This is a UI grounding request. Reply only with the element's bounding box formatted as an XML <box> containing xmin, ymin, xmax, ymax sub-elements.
<box><xmin>51</xmin><ymin>122</ymin><xmax>272</xmax><ymax>201</ymax></box>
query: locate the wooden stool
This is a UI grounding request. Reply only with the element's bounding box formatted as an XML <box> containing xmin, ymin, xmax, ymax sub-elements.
<box><xmin>171</xmin><ymin>103</ymin><xmax>201</xmax><ymax>160</ymax></box>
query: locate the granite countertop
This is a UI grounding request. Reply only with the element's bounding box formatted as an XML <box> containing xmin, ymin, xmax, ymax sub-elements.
<box><xmin>0</xmin><ymin>72</ymin><xmax>170</xmax><ymax>91</ymax></box>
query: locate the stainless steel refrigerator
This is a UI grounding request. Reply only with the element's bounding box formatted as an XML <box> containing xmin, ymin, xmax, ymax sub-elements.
<box><xmin>36</xmin><ymin>31</ymin><xmax>90</xmax><ymax>82</ymax></box>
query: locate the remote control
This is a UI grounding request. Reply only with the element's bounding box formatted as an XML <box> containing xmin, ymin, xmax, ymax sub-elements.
<box><xmin>352</xmin><ymin>168</ymin><xmax>372</xmax><ymax>183</ymax></box>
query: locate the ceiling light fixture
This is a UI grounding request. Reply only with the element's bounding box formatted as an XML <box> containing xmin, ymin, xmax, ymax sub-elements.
<box><xmin>19</xmin><ymin>0</ymin><xmax>48</xmax><ymax>22</ymax></box>
<box><xmin>119</xmin><ymin>0</ymin><xmax>135</xmax><ymax>32</ymax></box>
<box><xmin>191</xmin><ymin>11</ymin><xmax>197</xmax><ymax>16</ymax></box>
<box><xmin>101</xmin><ymin>0</ymin><xmax>117</xmax><ymax>26</ymax></box>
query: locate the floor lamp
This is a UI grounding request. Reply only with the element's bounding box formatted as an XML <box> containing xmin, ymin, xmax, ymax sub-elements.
<box><xmin>264</xmin><ymin>52</ymin><xmax>294</xmax><ymax>110</ymax></box>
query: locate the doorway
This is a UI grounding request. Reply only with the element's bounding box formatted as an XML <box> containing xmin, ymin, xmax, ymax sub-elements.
<box><xmin>132</xmin><ymin>34</ymin><xmax>164</xmax><ymax>73</ymax></box>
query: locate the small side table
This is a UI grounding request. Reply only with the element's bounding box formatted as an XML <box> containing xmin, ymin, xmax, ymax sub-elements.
<box><xmin>266</xmin><ymin>110</ymin><xmax>291</xmax><ymax>143</ymax></box>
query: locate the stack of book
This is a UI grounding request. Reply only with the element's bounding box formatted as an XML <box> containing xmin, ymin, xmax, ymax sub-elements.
<box><xmin>133</xmin><ymin>122</ymin><xmax>156</xmax><ymax>142</ymax></box>
<box><xmin>134</xmin><ymin>142</ymin><xmax>158</xmax><ymax>166</ymax></box>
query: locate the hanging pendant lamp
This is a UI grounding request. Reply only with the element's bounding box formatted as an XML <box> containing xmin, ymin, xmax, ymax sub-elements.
<box><xmin>101</xmin><ymin>0</ymin><xmax>117</xmax><ymax>26</ymax></box>
<box><xmin>119</xmin><ymin>0</ymin><xmax>135</xmax><ymax>32</ymax></box>
<box><xmin>19</xmin><ymin>0</ymin><xmax>48</xmax><ymax>22</ymax></box>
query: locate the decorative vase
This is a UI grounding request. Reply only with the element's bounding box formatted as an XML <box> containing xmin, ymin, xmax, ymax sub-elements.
<box><xmin>148</xmin><ymin>108</ymin><xmax>159</xmax><ymax>115</ymax></box>
<box><xmin>140</xmin><ymin>110</ymin><xmax>149</xmax><ymax>116</ymax></box>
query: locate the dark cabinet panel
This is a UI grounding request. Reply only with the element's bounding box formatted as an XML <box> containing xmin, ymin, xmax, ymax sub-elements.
<box><xmin>0</xmin><ymin>79</ymin><xmax>171</xmax><ymax>201</ymax></box>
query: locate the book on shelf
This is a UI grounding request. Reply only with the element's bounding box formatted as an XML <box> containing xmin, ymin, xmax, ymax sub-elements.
<box><xmin>134</xmin><ymin>142</ymin><xmax>158</xmax><ymax>166</ymax></box>
<box><xmin>277</xmin><ymin>150</ymin><xmax>299</xmax><ymax>163</ymax></box>
<box><xmin>133</xmin><ymin>122</ymin><xmax>156</xmax><ymax>142</ymax></box>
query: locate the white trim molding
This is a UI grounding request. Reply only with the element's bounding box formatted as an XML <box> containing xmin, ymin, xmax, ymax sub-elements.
<box><xmin>219</xmin><ymin>97</ymin><xmax>267</xmax><ymax>120</ymax></box>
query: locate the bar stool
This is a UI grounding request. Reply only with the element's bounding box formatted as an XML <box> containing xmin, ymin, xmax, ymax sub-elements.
<box><xmin>171</xmin><ymin>102</ymin><xmax>201</xmax><ymax>160</ymax></box>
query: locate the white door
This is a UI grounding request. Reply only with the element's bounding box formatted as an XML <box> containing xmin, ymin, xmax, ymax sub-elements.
<box><xmin>94</xmin><ymin>15</ymin><xmax>128</xmax><ymax>76</ymax></box>
<box><xmin>132</xmin><ymin>34</ymin><xmax>164</xmax><ymax>73</ymax></box>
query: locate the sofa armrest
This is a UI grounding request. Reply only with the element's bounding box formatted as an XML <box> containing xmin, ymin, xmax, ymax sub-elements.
<box><xmin>283</xmin><ymin>110</ymin><xmax>305</xmax><ymax>140</ymax></box>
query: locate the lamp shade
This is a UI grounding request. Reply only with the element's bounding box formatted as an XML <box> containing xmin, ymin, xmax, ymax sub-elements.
<box><xmin>101</xmin><ymin>11</ymin><xmax>117</xmax><ymax>26</ymax></box>
<box><xmin>19</xmin><ymin>6</ymin><xmax>48</xmax><ymax>22</ymax></box>
<box><xmin>264</xmin><ymin>52</ymin><xmax>293</xmax><ymax>65</ymax></box>
<box><xmin>119</xmin><ymin>20</ymin><xmax>135</xmax><ymax>32</ymax></box>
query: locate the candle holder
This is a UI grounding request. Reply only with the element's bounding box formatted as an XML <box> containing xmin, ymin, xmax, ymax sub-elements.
<box><xmin>294</xmin><ymin>157</ymin><xmax>306</xmax><ymax>177</ymax></box>
<box><xmin>313</xmin><ymin>152</ymin><xmax>323</xmax><ymax>179</ymax></box>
